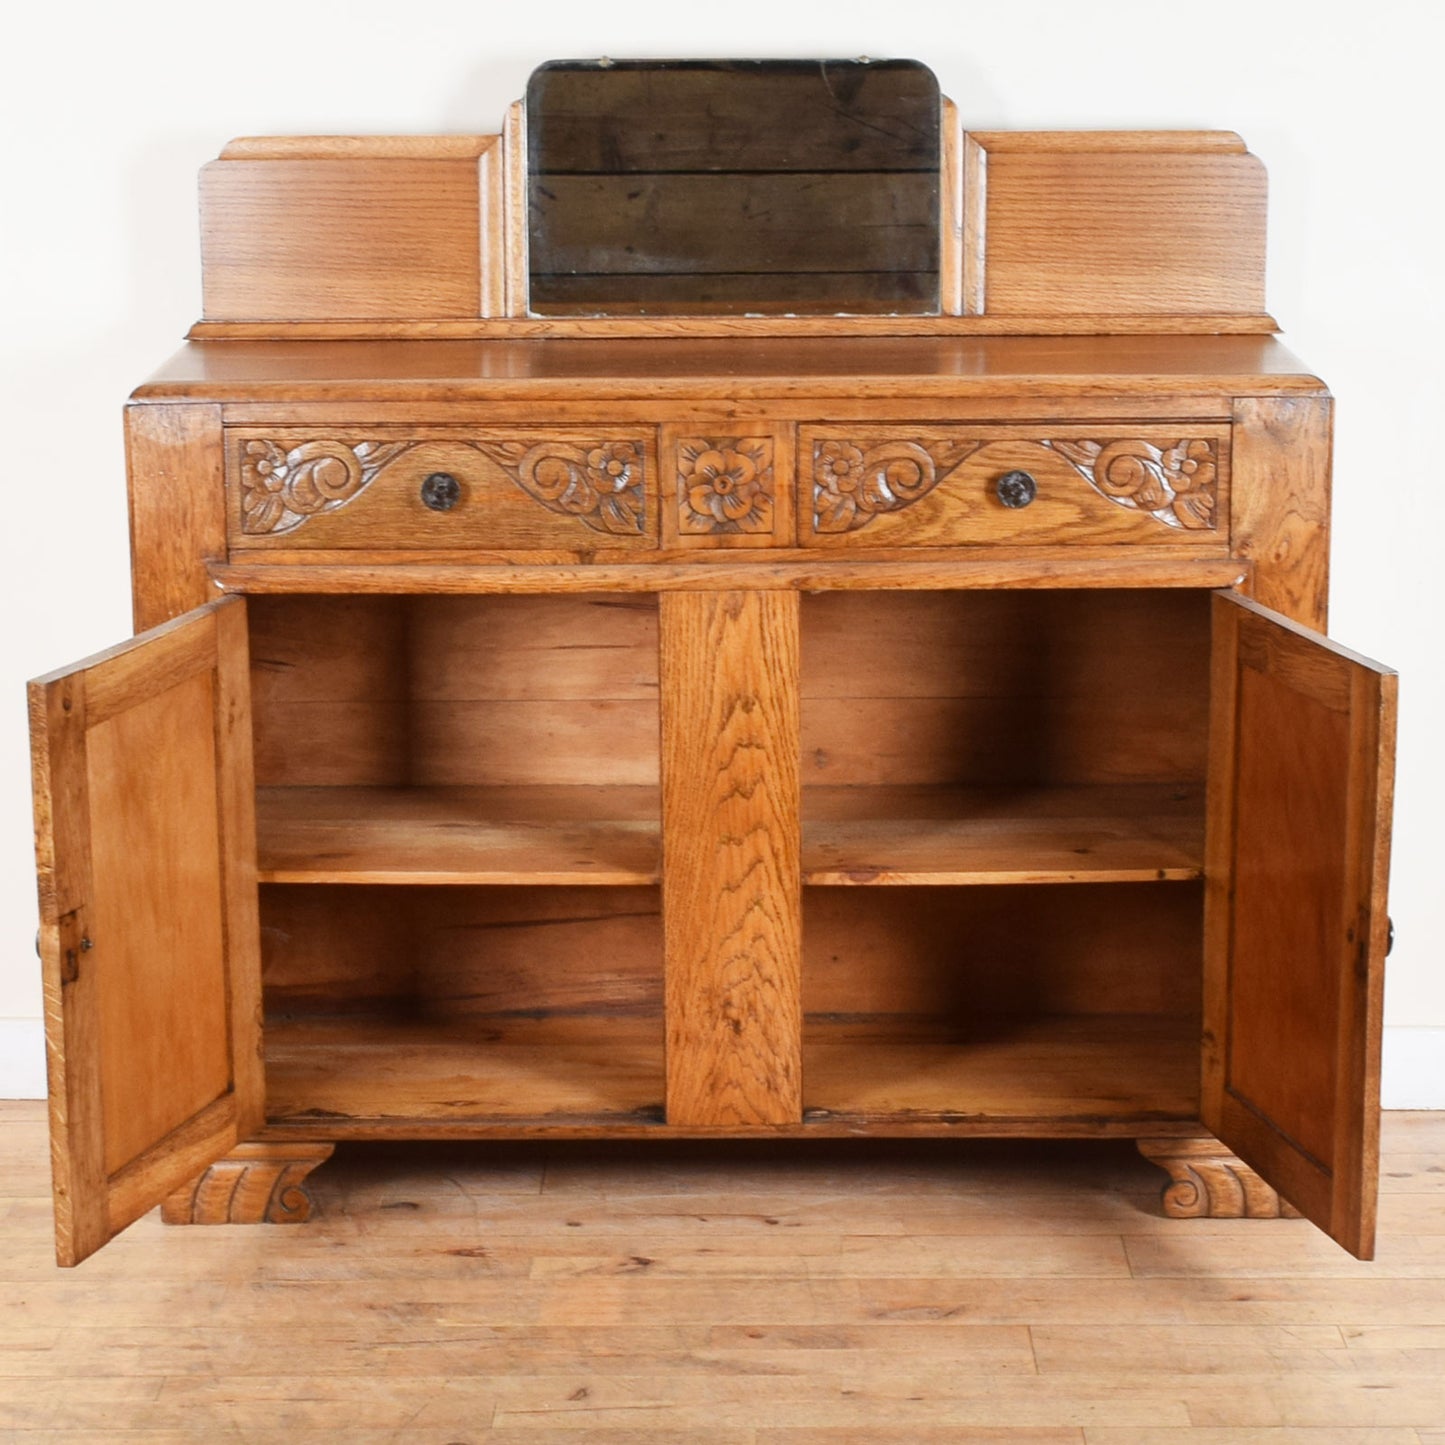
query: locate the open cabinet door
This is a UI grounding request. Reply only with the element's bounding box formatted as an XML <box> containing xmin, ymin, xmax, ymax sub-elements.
<box><xmin>28</xmin><ymin>597</ymin><xmax>261</xmax><ymax>1266</ymax></box>
<box><xmin>1205</xmin><ymin>591</ymin><xmax>1396</xmax><ymax>1258</ymax></box>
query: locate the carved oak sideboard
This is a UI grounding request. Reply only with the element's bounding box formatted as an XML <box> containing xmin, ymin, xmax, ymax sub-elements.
<box><xmin>28</xmin><ymin>61</ymin><xmax>1396</xmax><ymax>1265</ymax></box>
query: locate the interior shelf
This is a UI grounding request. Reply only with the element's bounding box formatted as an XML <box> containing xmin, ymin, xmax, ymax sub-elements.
<box><xmin>264</xmin><ymin>1014</ymin><xmax>665</xmax><ymax>1129</ymax></box>
<box><xmin>256</xmin><ymin>782</ymin><xmax>1201</xmax><ymax>887</ymax></box>
<box><xmin>256</xmin><ymin>785</ymin><xmax>661</xmax><ymax>885</ymax></box>
<box><xmin>803</xmin><ymin>784</ymin><xmax>1202</xmax><ymax>885</ymax></box>
<box><xmin>260</xmin><ymin>1011</ymin><xmax>1197</xmax><ymax>1135</ymax></box>
<box><xmin>803</xmin><ymin>1013</ymin><xmax>1200</xmax><ymax>1126</ymax></box>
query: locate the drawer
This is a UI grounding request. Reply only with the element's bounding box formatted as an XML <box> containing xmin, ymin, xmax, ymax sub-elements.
<box><xmin>799</xmin><ymin>425</ymin><xmax>1229</xmax><ymax>547</ymax></box>
<box><xmin>227</xmin><ymin>428</ymin><xmax>657</xmax><ymax>551</ymax></box>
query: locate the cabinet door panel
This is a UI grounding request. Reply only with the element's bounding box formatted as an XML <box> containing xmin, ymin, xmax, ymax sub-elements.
<box><xmin>1205</xmin><ymin>591</ymin><xmax>1395</xmax><ymax>1257</ymax></box>
<box><xmin>29</xmin><ymin>597</ymin><xmax>261</xmax><ymax>1265</ymax></box>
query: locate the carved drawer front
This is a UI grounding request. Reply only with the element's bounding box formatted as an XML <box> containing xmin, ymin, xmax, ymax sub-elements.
<box><xmin>226</xmin><ymin>429</ymin><xmax>656</xmax><ymax>552</ymax></box>
<box><xmin>800</xmin><ymin>425</ymin><xmax>1229</xmax><ymax>548</ymax></box>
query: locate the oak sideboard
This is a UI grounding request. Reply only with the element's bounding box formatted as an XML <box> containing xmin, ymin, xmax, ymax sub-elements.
<box><xmin>29</xmin><ymin>61</ymin><xmax>1396</xmax><ymax>1265</ymax></box>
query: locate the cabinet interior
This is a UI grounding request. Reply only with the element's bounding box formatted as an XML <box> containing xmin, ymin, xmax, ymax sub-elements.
<box><xmin>250</xmin><ymin>588</ymin><xmax>1209</xmax><ymax>1132</ymax></box>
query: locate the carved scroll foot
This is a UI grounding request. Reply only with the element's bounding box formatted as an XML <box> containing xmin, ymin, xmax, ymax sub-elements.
<box><xmin>1137</xmin><ymin>1137</ymin><xmax>1303</xmax><ymax>1219</ymax></box>
<box><xmin>161</xmin><ymin>1143</ymin><xmax>335</xmax><ymax>1225</ymax></box>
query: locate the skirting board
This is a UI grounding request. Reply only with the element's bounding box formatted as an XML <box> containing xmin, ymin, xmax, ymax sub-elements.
<box><xmin>0</xmin><ymin>1018</ymin><xmax>46</xmax><ymax>1099</ymax></box>
<box><xmin>0</xmin><ymin>1018</ymin><xmax>1442</xmax><ymax>1106</ymax></box>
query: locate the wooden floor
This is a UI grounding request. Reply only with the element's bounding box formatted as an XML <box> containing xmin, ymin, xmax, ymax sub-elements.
<box><xmin>2</xmin><ymin>1102</ymin><xmax>1444</xmax><ymax>1441</ymax></box>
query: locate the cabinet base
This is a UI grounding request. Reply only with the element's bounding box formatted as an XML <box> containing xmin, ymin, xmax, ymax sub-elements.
<box><xmin>160</xmin><ymin>1143</ymin><xmax>335</xmax><ymax>1225</ymax></box>
<box><xmin>1137</xmin><ymin>1136</ymin><xmax>1302</xmax><ymax>1219</ymax></box>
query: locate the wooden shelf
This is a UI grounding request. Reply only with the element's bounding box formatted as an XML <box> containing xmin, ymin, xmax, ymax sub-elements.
<box><xmin>803</xmin><ymin>1013</ymin><xmax>1200</xmax><ymax>1127</ymax></box>
<box><xmin>803</xmin><ymin>784</ymin><xmax>1202</xmax><ymax>885</ymax></box>
<box><xmin>260</xmin><ymin>1011</ymin><xmax>1196</xmax><ymax>1137</ymax></box>
<box><xmin>256</xmin><ymin>783</ymin><xmax>1201</xmax><ymax>888</ymax></box>
<box><xmin>264</xmin><ymin>1015</ymin><xmax>665</xmax><ymax>1130</ymax></box>
<box><xmin>256</xmin><ymin>786</ymin><xmax>661</xmax><ymax>885</ymax></box>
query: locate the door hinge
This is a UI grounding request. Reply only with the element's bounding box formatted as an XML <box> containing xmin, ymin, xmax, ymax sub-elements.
<box><xmin>58</xmin><ymin>911</ymin><xmax>93</xmax><ymax>985</ymax></box>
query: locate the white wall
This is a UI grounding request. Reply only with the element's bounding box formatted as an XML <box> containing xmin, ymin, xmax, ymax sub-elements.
<box><xmin>1</xmin><ymin>0</ymin><xmax>1441</xmax><ymax>1101</ymax></box>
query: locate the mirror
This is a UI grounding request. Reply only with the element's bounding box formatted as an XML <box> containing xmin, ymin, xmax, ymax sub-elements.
<box><xmin>527</xmin><ymin>59</ymin><xmax>941</xmax><ymax>316</ymax></box>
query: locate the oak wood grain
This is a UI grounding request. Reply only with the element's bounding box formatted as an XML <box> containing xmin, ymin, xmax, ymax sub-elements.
<box><xmin>256</xmin><ymin>785</ymin><xmax>661</xmax><ymax>885</ymax></box>
<box><xmin>27</xmin><ymin>599</ymin><xmax>260</xmax><ymax>1265</ymax></box>
<box><xmin>1230</xmin><ymin>394</ymin><xmax>1333</xmax><ymax>629</ymax></box>
<box><xmin>972</xmin><ymin>136</ymin><xmax>1267</xmax><ymax>317</ymax></box>
<box><xmin>661</xmin><ymin>591</ymin><xmax>802</xmax><ymax>1127</ymax></box>
<box><xmin>800</xmin><ymin>425</ymin><xmax>1228</xmax><ymax>547</ymax></box>
<box><xmin>1204</xmin><ymin>592</ymin><xmax>1396</xmax><ymax>1257</ymax></box>
<box><xmin>212</xmin><ymin>554</ymin><xmax>1250</xmax><ymax>597</ymax></box>
<box><xmin>124</xmin><ymin>403</ymin><xmax>226</xmax><ymax>631</ymax></box>
<box><xmin>804</xmin><ymin>1014</ymin><xmax>1199</xmax><ymax>1127</ymax></box>
<box><xmin>136</xmin><ymin>334</ymin><xmax>1320</xmax><ymax>401</ymax></box>
<box><xmin>255</xmin><ymin>883</ymin><xmax>663</xmax><ymax>1024</ymax></box>
<box><xmin>200</xmin><ymin>158</ymin><xmax>482</xmax><ymax>321</ymax></box>
<box><xmin>251</xmin><ymin>782</ymin><xmax>1201</xmax><ymax>888</ymax></box>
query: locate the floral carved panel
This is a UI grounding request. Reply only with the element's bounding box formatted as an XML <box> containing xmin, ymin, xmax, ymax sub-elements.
<box><xmin>1044</xmin><ymin>438</ymin><xmax>1219</xmax><ymax>530</ymax></box>
<box><xmin>238</xmin><ymin>436</ymin><xmax>648</xmax><ymax>538</ymax></box>
<box><xmin>240</xmin><ymin>439</ymin><xmax>417</xmax><ymax>536</ymax></box>
<box><xmin>812</xmin><ymin>438</ymin><xmax>985</xmax><ymax>534</ymax></box>
<box><xmin>472</xmin><ymin>440</ymin><xmax>646</xmax><ymax>537</ymax></box>
<box><xmin>676</xmin><ymin>437</ymin><xmax>775</xmax><ymax>536</ymax></box>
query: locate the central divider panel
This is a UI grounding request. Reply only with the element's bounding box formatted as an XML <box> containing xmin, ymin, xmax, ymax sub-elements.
<box><xmin>660</xmin><ymin>590</ymin><xmax>803</xmax><ymax>1126</ymax></box>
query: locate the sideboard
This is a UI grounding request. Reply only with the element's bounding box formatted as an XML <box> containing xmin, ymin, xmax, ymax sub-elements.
<box><xmin>28</xmin><ymin>61</ymin><xmax>1396</xmax><ymax>1265</ymax></box>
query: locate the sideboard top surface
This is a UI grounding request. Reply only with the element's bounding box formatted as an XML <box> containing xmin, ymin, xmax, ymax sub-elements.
<box><xmin>133</xmin><ymin>335</ymin><xmax>1325</xmax><ymax>404</ymax></box>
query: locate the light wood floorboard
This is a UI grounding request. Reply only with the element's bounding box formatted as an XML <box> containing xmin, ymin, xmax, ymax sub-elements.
<box><xmin>0</xmin><ymin>1101</ymin><xmax>1442</xmax><ymax>1438</ymax></box>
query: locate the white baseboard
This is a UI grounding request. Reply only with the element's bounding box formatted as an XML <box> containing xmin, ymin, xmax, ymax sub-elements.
<box><xmin>1380</xmin><ymin>1026</ymin><xmax>1445</xmax><ymax>1109</ymax></box>
<box><xmin>1</xmin><ymin>1017</ymin><xmax>1442</xmax><ymax>1107</ymax></box>
<box><xmin>0</xmin><ymin>1018</ymin><xmax>46</xmax><ymax>1099</ymax></box>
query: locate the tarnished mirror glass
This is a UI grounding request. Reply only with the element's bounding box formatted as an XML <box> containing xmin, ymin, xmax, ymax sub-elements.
<box><xmin>527</xmin><ymin>59</ymin><xmax>941</xmax><ymax>316</ymax></box>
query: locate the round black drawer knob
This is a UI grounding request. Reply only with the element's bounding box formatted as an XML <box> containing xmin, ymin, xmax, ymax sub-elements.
<box><xmin>420</xmin><ymin>472</ymin><xmax>462</xmax><ymax>512</ymax></box>
<box><xmin>995</xmin><ymin>470</ymin><xmax>1038</xmax><ymax>509</ymax></box>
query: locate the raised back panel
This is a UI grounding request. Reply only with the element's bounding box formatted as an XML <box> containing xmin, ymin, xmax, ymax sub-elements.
<box><xmin>801</xmin><ymin>590</ymin><xmax>1211</xmax><ymax>787</ymax></box>
<box><xmin>249</xmin><ymin>595</ymin><xmax>660</xmax><ymax>788</ymax></box>
<box><xmin>200</xmin><ymin>145</ymin><xmax>490</xmax><ymax>322</ymax></box>
<box><xmin>527</xmin><ymin>59</ymin><xmax>941</xmax><ymax>315</ymax></box>
<box><xmin>969</xmin><ymin>133</ymin><xmax>1268</xmax><ymax>318</ymax></box>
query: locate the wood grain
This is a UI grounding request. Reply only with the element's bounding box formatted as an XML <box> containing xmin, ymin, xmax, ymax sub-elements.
<box><xmin>4</xmin><ymin>1098</ymin><xmax>1445</xmax><ymax>1433</ymax></box>
<box><xmin>27</xmin><ymin>599</ymin><xmax>260</xmax><ymax>1265</ymax></box>
<box><xmin>804</xmin><ymin>1015</ymin><xmax>1199</xmax><ymax>1127</ymax></box>
<box><xmin>226</xmin><ymin>428</ymin><xmax>656</xmax><ymax>552</ymax></box>
<box><xmin>248</xmin><ymin>594</ymin><xmax>660</xmax><ymax>790</ymax></box>
<box><xmin>188</xmin><ymin>313</ymin><xmax>1280</xmax><ymax>338</ymax></box>
<box><xmin>160</xmin><ymin>1143</ymin><xmax>334</xmax><ymax>1225</ymax></box>
<box><xmin>200</xmin><ymin>158</ymin><xmax>482</xmax><ymax>321</ymax></box>
<box><xmin>213</xmin><ymin>555</ymin><xmax>1250</xmax><ymax>598</ymax></box>
<box><xmin>124</xmin><ymin>403</ymin><xmax>225</xmax><ymax>631</ymax></box>
<box><xmin>803</xmin><ymin>882</ymin><xmax>1203</xmax><ymax>1021</ymax></box>
<box><xmin>138</xmin><ymin>334</ymin><xmax>1319</xmax><ymax>401</ymax></box>
<box><xmin>972</xmin><ymin>135</ymin><xmax>1267</xmax><ymax>317</ymax></box>
<box><xmin>256</xmin><ymin>785</ymin><xmax>661</xmax><ymax>885</ymax></box>
<box><xmin>1230</xmin><ymin>394</ymin><xmax>1333</xmax><ymax>629</ymax></box>
<box><xmin>1137</xmin><ymin>1137</ymin><xmax>1302</xmax><ymax>1219</ymax></box>
<box><xmin>265</xmin><ymin>1016</ymin><xmax>665</xmax><ymax>1129</ymax></box>
<box><xmin>800</xmin><ymin>589</ymin><xmax>1211</xmax><ymax>788</ymax></box>
<box><xmin>803</xmin><ymin>784</ymin><xmax>1201</xmax><ymax>884</ymax></box>
<box><xmin>661</xmin><ymin>592</ymin><xmax>802</xmax><ymax>1127</ymax></box>
<box><xmin>801</xmin><ymin>425</ymin><xmax>1228</xmax><ymax>546</ymax></box>
<box><xmin>252</xmin><ymin>781</ymin><xmax>1199</xmax><ymax>887</ymax></box>
<box><xmin>256</xmin><ymin>884</ymin><xmax>663</xmax><ymax>1024</ymax></box>
<box><xmin>1204</xmin><ymin>592</ymin><xmax>1396</xmax><ymax>1257</ymax></box>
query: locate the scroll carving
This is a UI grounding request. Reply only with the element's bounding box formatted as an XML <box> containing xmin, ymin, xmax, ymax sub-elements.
<box><xmin>1136</xmin><ymin>1138</ymin><xmax>1302</xmax><ymax>1219</ymax></box>
<box><xmin>160</xmin><ymin>1143</ymin><xmax>335</xmax><ymax>1225</ymax></box>
<box><xmin>1045</xmin><ymin>438</ymin><xmax>1219</xmax><ymax>530</ymax></box>
<box><xmin>472</xmin><ymin>440</ymin><xmax>646</xmax><ymax>536</ymax></box>
<box><xmin>677</xmin><ymin>436</ymin><xmax>774</xmax><ymax>535</ymax></box>
<box><xmin>238</xmin><ymin>436</ymin><xmax>648</xmax><ymax>537</ymax></box>
<box><xmin>240</xmin><ymin>439</ymin><xmax>416</xmax><ymax>535</ymax></box>
<box><xmin>812</xmin><ymin>438</ymin><xmax>984</xmax><ymax>533</ymax></box>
